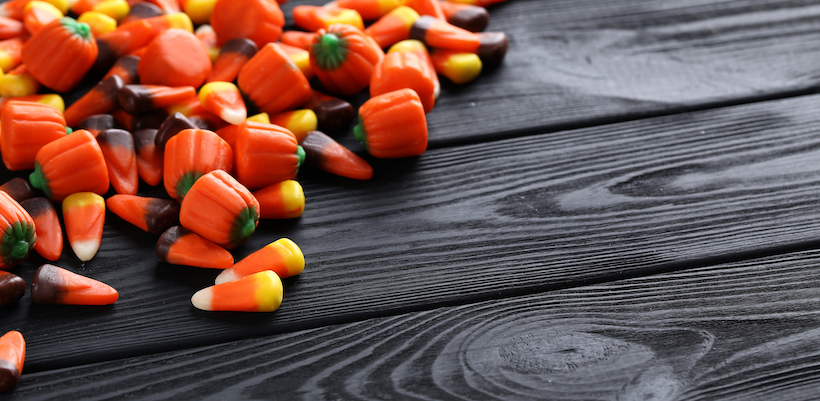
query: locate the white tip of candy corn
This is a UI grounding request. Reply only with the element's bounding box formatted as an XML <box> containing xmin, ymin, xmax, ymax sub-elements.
<box><xmin>70</xmin><ymin>239</ymin><xmax>100</xmax><ymax>262</ymax></box>
<box><xmin>191</xmin><ymin>287</ymin><xmax>214</xmax><ymax>311</ymax></box>
<box><xmin>220</xmin><ymin>108</ymin><xmax>246</xmax><ymax>126</ymax></box>
<box><xmin>214</xmin><ymin>268</ymin><xmax>239</xmax><ymax>285</ymax></box>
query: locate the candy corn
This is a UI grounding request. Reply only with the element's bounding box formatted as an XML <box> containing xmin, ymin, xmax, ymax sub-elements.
<box><xmin>30</xmin><ymin>263</ymin><xmax>118</xmax><ymax>304</ymax></box>
<box><xmin>198</xmin><ymin>81</ymin><xmax>247</xmax><ymax>125</ymax></box>
<box><xmin>191</xmin><ymin>270</ymin><xmax>282</xmax><ymax>312</ymax></box>
<box><xmin>0</xmin><ymin>330</ymin><xmax>24</xmax><ymax>392</ymax></box>
<box><xmin>0</xmin><ymin>64</ymin><xmax>41</xmax><ymax>98</ymax></box>
<box><xmin>269</xmin><ymin>109</ymin><xmax>317</xmax><ymax>143</ymax></box>
<box><xmin>403</xmin><ymin>0</ymin><xmax>445</xmax><ymax>19</ymax></box>
<box><xmin>438</xmin><ymin>0</ymin><xmax>489</xmax><ymax>32</ymax></box>
<box><xmin>107</xmin><ymin>194</ymin><xmax>179</xmax><ymax>235</ymax></box>
<box><xmin>0</xmin><ymin>271</ymin><xmax>24</xmax><ymax>307</ymax></box>
<box><xmin>364</xmin><ymin>5</ymin><xmax>419</xmax><ymax>49</ymax></box>
<box><xmin>335</xmin><ymin>0</ymin><xmax>401</xmax><ymax>21</ymax></box>
<box><xmin>206</xmin><ymin>37</ymin><xmax>257</xmax><ymax>83</ymax></box>
<box><xmin>0</xmin><ymin>177</ymin><xmax>34</xmax><ymax>203</ymax></box>
<box><xmin>77</xmin><ymin>113</ymin><xmax>115</xmax><ymax>137</ymax></box>
<box><xmin>301</xmin><ymin>130</ymin><xmax>373</xmax><ymax>180</ymax></box>
<box><xmin>62</xmin><ymin>192</ymin><xmax>105</xmax><ymax>261</ymax></box>
<box><xmin>96</xmin><ymin>129</ymin><xmax>139</xmax><ymax>195</ymax></box>
<box><xmin>253</xmin><ymin>180</ymin><xmax>305</xmax><ymax>219</ymax></box>
<box><xmin>63</xmin><ymin>74</ymin><xmax>123</xmax><ymax>128</ymax></box>
<box><xmin>430</xmin><ymin>48</ymin><xmax>482</xmax><ymax>84</ymax></box>
<box><xmin>154</xmin><ymin>111</ymin><xmax>198</xmax><ymax>150</ymax></box>
<box><xmin>293</xmin><ymin>5</ymin><xmax>364</xmax><ymax>32</ymax></box>
<box><xmin>102</xmin><ymin>54</ymin><xmax>139</xmax><ymax>85</ymax></box>
<box><xmin>119</xmin><ymin>84</ymin><xmax>197</xmax><ymax>115</ymax></box>
<box><xmin>132</xmin><ymin>128</ymin><xmax>163</xmax><ymax>186</ymax></box>
<box><xmin>20</xmin><ymin>197</ymin><xmax>62</xmax><ymax>261</ymax></box>
<box><xmin>215</xmin><ymin>238</ymin><xmax>304</xmax><ymax>284</ymax></box>
<box><xmin>23</xmin><ymin>1</ymin><xmax>63</xmax><ymax>35</ymax></box>
<box><xmin>156</xmin><ymin>225</ymin><xmax>233</xmax><ymax>269</ymax></box>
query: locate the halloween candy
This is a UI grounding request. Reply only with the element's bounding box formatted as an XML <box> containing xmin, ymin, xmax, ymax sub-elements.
<box><xmin>62</xmin><ymin>192</ymin><xmax>105</xmax><ymax>261</ymax></box>
<box><xmin>30</xmin><ymin>130</ymin><xmax>109</xmax><ymax>201</ymax></box>
<box><xmin>163</xmin><ymin>128</ymin><xmax>233</xmax><ymax>200</ymax></box>
<box><xmin>215</xmin><ymin>238</ymin><xmax>304</xmax><ymax>284</ymax></box>
<box><xmin>310</xmin><ymin>23</ymin><xmax>384</xmax><ymax>95</ymax></box>
<box><xmin>20</xmin><ymin>197</ymin><xmax>62</xmax><ymax>261</ymax></box>
<box><xmin>0</xmin><ymin>100</ymin><xmax>67</xmax><ymax>171</ymax></box>
<box><xmin>0</xmin><ymin>191</ymin><xmax>35</xmax><ymax>269</ymax></box>
<box><xmin>96</xmin><ymin>128</ymin><xmax>139</xmax><ymax>195</ymax></box>
<box><xmin>107</xmin><ymin>194</ymin><xmax>179</xmax><ymax>235</ymax></box>
<box><xmin>354</xmin><ymin>88</ymin><xmax>427</xmax><ymax>158</ymax></box>
<box><xmin>31</xmin><ymin>263</ymin><xmax>118</xmax><ymax>304</ymax></box>
<box><xmin>21</xmin><ymin>17</ymin><xmax>98</xmax><ymax>92</ymax></box>
<box><xmin>0</xmin><ymin>271</ymin><xmax>25</xmax><ymax>307</ymax></box>
<box><xmin>191</xmin><ymin>270</ymin><xmax>282</xmax><ymax>312</ymax></box>
<box><xmin>156</xmin><ymin>225</ymin><xmax>233</xmax><ymax>269</ymax></box>
<box><xmin>252</xmin><ymin>180</ymin><xmax>305</xmax><ymax>220</ymax></box>
<box><xmin>0</xmin><ymin>331</ymin><xmax>24</xmax><ymax>392</ymax></box>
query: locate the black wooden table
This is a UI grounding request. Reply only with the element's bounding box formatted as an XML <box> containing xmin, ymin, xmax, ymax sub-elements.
<box><xmin>4</xmin><ymin>0</ymin><xmax>820</xmax><ymax>399</ymax></box>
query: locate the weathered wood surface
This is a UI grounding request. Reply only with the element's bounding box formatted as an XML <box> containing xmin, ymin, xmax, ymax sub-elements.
<box><xmin>6</xmin><ymin>93</ymin><xmax>820</xmax><ymax>372</ymax></box>
<box><xmin>7</xmin><ymin>249</ymin><xmax>820</xmax><ymax>400</ymax></box>
<box><xmin>277</xmin><ymin>0</ymin><xmax>820</xmax><ymax>148</ymax></box>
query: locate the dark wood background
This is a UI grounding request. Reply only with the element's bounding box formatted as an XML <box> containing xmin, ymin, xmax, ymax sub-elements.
<box><xmin>4</xmin><ymin>0</ymin><xmax>820</xmax><ymax>399</ymax></box>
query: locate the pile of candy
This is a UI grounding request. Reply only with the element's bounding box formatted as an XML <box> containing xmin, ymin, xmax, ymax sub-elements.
<box><xmin>0</xmin><ymin>0</ymin><xmax>508</xmax><ymax>391</ymax></box>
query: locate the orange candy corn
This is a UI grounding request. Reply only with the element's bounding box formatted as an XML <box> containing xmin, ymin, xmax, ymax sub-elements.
<box><xmin>0</xmin><ymin>16</ymin><xmax>24</xmax><ymax>40</ymax></box>
<box><xmin>156</xmin><ymin>225</ymin><xmax>232</xmax><ymax>269</ymax></box>
<box><xmin>154</xmin><ymin>111</ymin><xmax>198</xmax><ymax>150</ymax></box>
<box><xmin>198</xmin><ymin>81</ymin><xmax>246</xmax><ymax>125</ymax></box>
<box><xmin>0</xmin><ymin>191</ymin><xmax>36</xmax><ymax>269</ymax></box>
<box><xmin>301</xmin><ymin>130</ymin><xmax>373</xmax><ymax>180</ymax></box>
<box><xmin>0</xmin><ymin>177</ymin><xmax>35</xmax><ymax>203</ymax></box>
<box><xmin>0</xmin><ymin>100</ymin><xmax>67</xmax><ymax>171</ymax></box>
<box><xmin>354</xmin><ymin>88</ymin><xmax>428</xmax><ymax>158</ymax></box>
<box><xmin>269</xmin><ymin>109</ymin><xmax>317</xmax><ymax>143</ymax></box>
<box><xmin>30</xmin><ymin>130</ymin><xmax>110</xmax><ymax>201</ymax></box>
<box><xmin>253</xmin><ymin>180</ymin><xmax>305</xmax><ymax>220</ymax></box>
<box><xmin>133</xmin><ymin>128</ymin><xmax>163</xmax><ymax>186</ymax></box>
<box><xmin>138</xmin><ymin>28</ymin><xmax>211</xmax><ymax>88</ymax></box>
<box><xmin>206</xmin><ymin>37</ymin><xmax>257</xmax><ymax>83</ymax></box>
<box><xmin>237</xmin><ymin>42</ymin><xmax>312</xmax><ymax>116</ymax></box>
<box><xmin>0</xmin><ymin>330</ymin><xmax>25</xmax><ymax>393</ymax></box>
<box><xmin>0</xmin><ymin>271</ymin><xmax>25</xmax><ymax>307</ymax></box>
<box><xmin>62</xmin><ymin>192</ymin><xmax>105</xmax><ymax>261</ymax></box>
<box><xmin>336</xmin><ymin>0</ymin><xmax>401</xmax><ymax>21</ymax></box>
<box><xmin>20</xmin><ymin>197</ymin><xmax>62</xmax><ymax>261</ymax></box>
<box><xmin>0</xmin><ymin>64</ymin><xmax>41</xmax><ymax>98</ymax></box>
<box><xmin>107</xmin><ymin>194</ymin><xmax>179</xmax><ymax>235</ymax></box>
<box><xmin>120</xmin><ymin>2</ymin><xmax>162</xmax><ymax>25</ymax></box>
<box><xmin>364</xmin><ymin>5</ymin><xmax>419</xmax><ymax>49</ymax></box>
<box><xmin>191</xmin><ymin>270</ymin><xmax>282</xmax><ymax>312</ymax></box>
<box><xmin>119</xmin><ymin>84</ymin><xmax>197</xmax><ymax>115</ymax></box>
<box><xmin>215</xmin><ymin>238</ymin><xmax>304</xmax><ymax>284</ymax></box>
<box><xmin>96</xmin><ymin>128</ymin><xmax>139</xmax><ymax>195</ymax></box>
<box><xmin>23</xmin><ymin>0</ymin><xmax>63</xmax><ymax>36</ymax></box>
<box><xmin>430</xmin><ymin>48</ymin><xmax>481</xmax><ymax>84</ymax></box>
<box><xmin>293</xmin><ymin>4</ymin><xmax>364</xmax><ymax>32</ymax></box>
<box><xmin>102</xmin><ymin>54</ymin><xmax>140</xmax><ymax>85</ymax></box>
<box><xmin>233</xmin><ymin>121</ymin><xmax>304</xmax><ymax>190</ymax></box>
<box><xmin>30</xmin><ymin>263</ymin><xmax>118</xmax><ymax>305</ymax></box>
<box><xmin>403</xmin><ymin>0</ymin><xmax>445</xmax><ymax>19</ymax></box>
<box><xmin>64</xmin><ymin>74</ymin><xmax>123</xmax><ymax>128</ymax></box>
<box><xmin>409</xmin><ymin>14</ymin><xmax>479</xmax><ymax>51</ymax></box>
<box><xmin>210</xmin><ymin>0</ymin><xmax>284</xmax><ymax>48</ymax></box>
<box><xmin>163</xmin><ymin>128</ymin><xmax>233</xmax><ymax>200</ymax></box>
<box><xmin>179</xmin><ymin>169</ymin><xmax>259</xmax><ymax>249</ymax></box>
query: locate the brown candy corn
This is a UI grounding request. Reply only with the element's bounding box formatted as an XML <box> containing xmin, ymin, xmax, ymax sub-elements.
<box><xmin>0</xmin><ymin>177</ymin><xmax>35</xmax><ymax>203</ymax></box>
<box><xmin>20</xmin><ymin>197</ymin><xmax>62</xmax><ymax>261</ymax></box>
<box><xmin>31</xmin><ymin>264</ymin><xmax>119</xmax><ymax>305</ymax></box>
<box><xmin>107</xmin><ymin>194</ymin><xmax>179</xmax><ymax>235</ymax></box>
<box><xmin>0</xmin><ymin>271</ymin><xmax>24</xmax><ymax>307</ymax></box>
<box><xmin>0</xmin><ymin>330</ymin><xmax>24</xmax><ymax>393</ymax></box>
<box><xmin>156</xmin><ymin>225</ymin><xmax>233</xmax><ymax>269</ymax></box>
<box><xmin>77</xmin><ymin>114</ymin><xmax>116</xmax><ymax>137</ymax></box>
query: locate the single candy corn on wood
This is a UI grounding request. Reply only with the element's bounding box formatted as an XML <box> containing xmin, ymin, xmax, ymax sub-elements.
<box><xmin>20</xmin><ymin>197</ymin><xmax>62</xmax><ymax>261</ymax></box>
<box><xmin>252</xmin><ymin>180</ymin><xmax>305</xmax><ymax>219</ymax></box>
<box><xmin>97</xmin><ymin>128</ymin><xmax>139</xmax><ymax>195</ymax></box>
<box><xmin>107</xmin><ymin>194</ymin><xmax>179</xmax><ymax>235</ymax></box>
<box><xmin>0</xmin><ymin>191</ymin><xmax>36</xmax><ymax>269</ymax></box>
<box><xmin>198</xmin><ymin>81</ymin><xmax>246</xmax><ymax>125</ymax></box>
<box><xmin>301</xmin><ymin>130</ymin><xmax>373</xmax><ymax>180</ymax></box>
<box><xmin>0</xmin><ymin>330</ymin><xmax>24</xmax><ymax>393</ymax></box>
<box><xmin>156</xmin><ymin>225</ymin><xmax>232</xmax><ymax>269</ymax></box>
<box><xmin>30</xmin><ymin>263</ymin><xmax>118</xmax><ymax>304</ymax></box>
<box><xmin>191</xmin><ymin>270</ymin><xmax>282</xmax><ymax>312</ymax></box>
<box><xmin>132</xmin><ymin>128</ymin><xmax>163</xmax><ymax>186</ymax></box>
<box><xmin>163</xmin><ymin>128</ymin><xmax>233</xmax><ymax>200</ymax></box>
<box><xmin>64</xmin><ymin>74</ymin><xmax>123</xmax><ymax>128</ymax></box>
<box><xmin>206</xmin><ymin>37</ymin><xmax>257</xmax><ymax>83</ymax></box>
<box><xmin>30</xmin><ymin>130</ymin><xmax>110</xmax><ymax>201</ymax></box>
<box><xmin>215</xmin><ymin>238</ymin><xmax>304</xmax><ymax>284</ymax></box>
<box><xmin>0</xmin><ymin>271</ymin><xmax>25</xmax><ymax>307</ymax></box>
<box><xmin>62</xmin><ymin>192</ymin><xmax>105</xmax><ymax>262</ymax></box>
<box><xmin>354</xmin><ymin>88</ymin><xmax>428</xmax><ymax>158</ymax></box>
<box><xmin>0</xmin><ymin>100</ymin><xmax>67</xmax><ymax>171</ymax></box>
<box><xmin>179</xmin><ymin>169</ymin><xmax>259</xmax><ymax>249</ymax></box>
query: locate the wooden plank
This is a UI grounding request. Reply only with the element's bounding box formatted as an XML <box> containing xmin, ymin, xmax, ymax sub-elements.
<box><xmin>6</xmin><ymin>93</ymin><xmax>820</xmax><ymax>371</ymax></box>
<box><xmin>280</xmin><ymin>0</ymin><xmax>820</xmax><ymax>148</ymax></box>
<box><xmin>8</xmin><ymin>249</ymin><xmax>820</xmax><ymax>400</ymax></box>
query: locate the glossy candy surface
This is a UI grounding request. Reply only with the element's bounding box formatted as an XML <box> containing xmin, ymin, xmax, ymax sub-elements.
<box><xmin>0</xmin><ymin>190</ymin><xmax>35</xmax><ymax>269</ymax></box>
<box><xmin>107</xmin><ymin>194</ymin><xmax>179</xmax><ymax>235</ymax></box>
<box><xmin>30</xmin><ymin>130</ymin><xmax>109</xmax><ymax>201</ymax></box>
<box><xmin>252</xmin><ymin>180</ymin><xmax>305</xmax><ymax>220</ymax></box>
<box><xmin>191</xmin><ymin>270</ymin><xmax>282</xmax><ymax>312</ymax></box>
<box><xmin>156</xmin><ymin>225</ymin><xmax>233</xmax><ymax>269</ymax></box>
<box><xmin>0</xmin><ymin>331</ymin><xmax>24</xmax><ymax>393</ymax></box>
<box><xmin>30</xmin><ymin>263</ymin><xmax>118</xmax><ymax>304</ymax></box>
<box><xmin>20</xmin><ymin>197</ymin><xmax>62</xmax><ymax>261</ymax></box>
<box><xmin>215</xmin><ymin>238</ymin><xmax>304</xmax><ymax>284</ymax></box>
<box><xmin>0</xmin><ymin>271</ymin><xmax>24</xmax><ymax>307</ymax></box>
<box><xmin>62</xmin><ymin>192</ymin><xmax>105</xmax><ymax>261</ymax></box>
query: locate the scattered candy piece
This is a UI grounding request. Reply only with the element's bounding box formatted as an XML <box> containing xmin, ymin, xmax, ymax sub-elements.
<box><xmin>77</xmin><ymin>113</ymin><xmax>116</xmax><ymax>137</ymax></box>
<box><xmin>279</xmin><ymin>30</ymin><xmax>316</xmax><ymax>51</ymax></box>
<box><xmin>107</xmin><ymin>194</ymin><xmax>179</xmax><ymax>235</ymax></box>
<box><xmin>0</xmin><ymin>190</ymin><xmax>36</xmax><ymax>270</ymax></box>
<box><xmin>23</xmin><ymin>0</ymin><xmax>63</xmax><ymax>36</ymax></box>
<box><xmin>120</xmin><ymin>1</ymin><xmax>162</xmax><ymax>25</ymax></box>
<box><xmin>0</xmin><ymin>16</ymin><xmax>24</xmax><ymax>40</ymax></box>
<box><xmin>0</xmin><ymin>330</ymin><xmax>25</xmax><ymax>393</ymax></box>
<box><xmin>180</xmin><ymin>0</ymin><xmax>216</xmax><ymax>25</ymax></box>
<box><xmin>0</xmin><ymin>64</ymin><xmax>40</xmax><ymax>98</ymax></box>
<box><xmin>132</xmin><ymin>128</ymin><xmax>164</xmax><ymax>186</ymax></box>
<box><xmin>102</xmin><ymin>54</ymin><xmax>139</xmax><ymax>85</ymax></box>
<box><xmin>77</xmin><ymin>10</ymin><xmax>117</xmax><ymax>37</ymax></box>
<box><xmin>277</xmin><ymin>42</ymin><xmax>313</xmax><ymax>80</ymax></box>
<box><xmin>20</xmin><ymin>197</ymin><xmax>62</xmax><ymax>261</ymax></box>
<box><xmin>210</xmin><ymin>0</ymin><xmax>284</xmax><ymax>48</ymax></box>
<box><xmin>0</xmin><ymin>177</ymin><xmax>35</xmax><ymax>203</ymax></box>
<box><xmin>364</xmin><ymin>5</ymin><xmax>419</xmax><ymax>49</ymax></box>
<box><xmin>30</xmin><ymin>130</ymin><xmax>110</xmax><ymax>201</ymax></box>
<box><xmin>253</xmin><ymin>180</ymin><xmax>305</xmax><ymax>220</ymax></box>
<box><xmin>0</xmin><ymin>100</ymin><xmax>67</xmax><ymax>171</ymax></box>
<box><xmin>233</xmin><ymin>120</ymin><xmax>304</xmax><ymax>190</ymax></box>
<box><xmin>30</xmin><ymin>263</ymin><xmax>118</xmax><ymax>304</ymax></box>
<box><xmin>430</xmin><ymin>48</ymin><xmax>482</xmax><ymax>84</ymax></box>
<box><xmin>293</xmin><ymin>4</ymin><xmax>364</xmax><ymax>31</ymax></box>
<box><xmin>403</xmin><ymin>0</ymin><xmax>445</xmax><ymax>19</ymax></box>
<box><xmin>198</xmin><ymin>81</ymin><xmax>246</xmax><ymax>125</ymax></box>
<box><xmin>354</xmin><ymin>88</ymin><xmax>428</xmax><ymax>158</ymax></box>
<box><xmin>269</xmin><ymin>109</ymin><xmax>317</xmax><ymax>143</ymax></box>
<box><xmin>310</xmin><ymin>23</ymin><xmax>384</xmax><ymax>95</ymax></box>
<box><xmin>179</xmin><ymin>169</ymin><xmax>259</xmax><ymax>249</ymax></box>
<box><xmin>0</xmin><ymin>271</ymin><xmax>25</xmax><ymax>307</ymax></box>
<box><xmin>206</xmin><ymin>37</ymin><xmax>257</xmax><ymax>84</ymax></box>
<box><xmin>335</xmin><ymin>0</ymin><xmax>401</xmax><ymax>21</ymax></box>
<box><xmin>156</xmin><ymin>225</ymin><xmax>232</xmax><ymax>269</ymax></box>
<box><xmin>191</xmin><ymin>270</ymin><xmax>282</xmax><ymax>312</ymax></box>
<box><xmin>301</xmin><ymin>130</ymin><xmax>373</xmax><ymax>180</ymax></box>
<box><xmin>137</xmin><ymin>27</ymin><xmax>211</xmax><ymax>88</ymax></box>
<box><xmin>96</xmin><ymin>128</ymin><xmax>139</xmax><ymax>195</ymax></box>
<box><xmin>163</xmin><ymin>128</ymin><xmax>233</xmax><ymax>200</ymax></box>
<box><xmin>63</xmin><ymin>74</ymin><xmax>123</xmax><ymax>128</ymax></box>
<box><xmin>237</xmin><ymin>42</ymin><xmax>312</xmax><ymax>116</ymax></box>
<box><xmin>215</xmin><ymin>238</ymin><xmax>304</xmax><ymax>284</ymax></box>
<box><xmin>62</xmin><ymin>192</ymin><xmax>105</xmax><ymax>262</ymax></box>
<box><xmin>21</xmin><ymin>17</ymin><xmax>98</xmax><ymax>92</ymax></box>
<box><xmin>372</xmin><ymin>43</ymin><xmax>437</xmax><ymax>113</ymax></box>
<box><xmin>301</xmin><ymin>90</ymin><xmax>355</xmax><ymax>134</ymax></box>
<box><xmin>0</xmin><ymin>36</ymin><xmax>24</xmax><ymax>73</ymax></box>
<box><xmin>438</xmin><ymin>0</ymin><xmax>489</xmax><ymax>32</ymax></box>
<box><xmin>119</xmin><ymin>84</ymin><xmax>197</xmax><ymax>115</ymax></box>
<box><xmin>154</xmin><ymin>111</ymin><xmax>198</xmax><ymax>150</ymax></box>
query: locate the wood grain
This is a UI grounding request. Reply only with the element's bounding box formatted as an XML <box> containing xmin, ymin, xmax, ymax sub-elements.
<box><xmin>7</xmin><ymin>249</ymin><xmax>820</xmax><ymax>400</ymax></box>
<box><xmin>5</xmin><ymin>93</ymin><xmax>820</xmax><ymax>371</ymax></box>
<box><xmin>277</xmin><ymin>0</ymin><xmax>820</xmax><ymax>149</ymax></box>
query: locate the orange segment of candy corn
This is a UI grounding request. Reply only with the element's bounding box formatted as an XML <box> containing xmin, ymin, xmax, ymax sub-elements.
<box><xmin>206</xmin><ymin>37</ymin><xmax>257</xmax><ymax>83</ymax></box>
<box><xmin>253</xmin><ymin>180</ymin><xmax>305</xmax><ymax>219</ymax></box>
<box><xmin>133</xmin><ymin>128</ymin><xmax>163</xmax><ymax>186</ymax></box>
<box><xmin>96</xmin><ymin>128</ymin><xmax>139</xmax><ymax>195</ymax></box>
<box><xmin>62</xmin><ymin>192</ymin><xmax>105</xmax><ymax>262</ymax></box>
<box><xmin>215</xmin><ymin>238</ymin><xmax>304</xmax><ymax>284</ymax></box>
<box><xmin>107</xmin><ymin>194</ymin><xmax>179</xmax><ymax>235</ymax></box>
<box><xmin>156</xmin><ymin>225</ymin><xmax>233</xmax><ymax>269</ymax></box>
<box><xmin>64</xmin><ymin>74</ymin><xmax>123</xmax><ymax>128</ymax></box>
<box><xmin>30</xmin><ymin>263</ymin><xmax>118</xmax><ymax>305</ymax></box>
<box><xmin>20</xmin><ymin>197</ymin><xmax>63</xmax><ymax>261</ymax></box>
<box><xmin>192</xmin><ymin>270</ymin><xmax>282</xmax><ymax>312</ymax></box>
<box><xmin>269</xmin><ymin>109</ymin><xmax>317</xmax><ymax>143</ymax></box>
<box><xmin>301</xmin><ymin>130</ymin><xmax>373</xmax><ymax>180</ymax></box>
<box><xmin>0</xmin><ymin>330</ymin><xmax>25</xmax><ymax>393</ymax></box>
<box><xmin>198</xmin><ymin>81</ymin><xmax>246</xmax><ymax>125</ymax></box>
